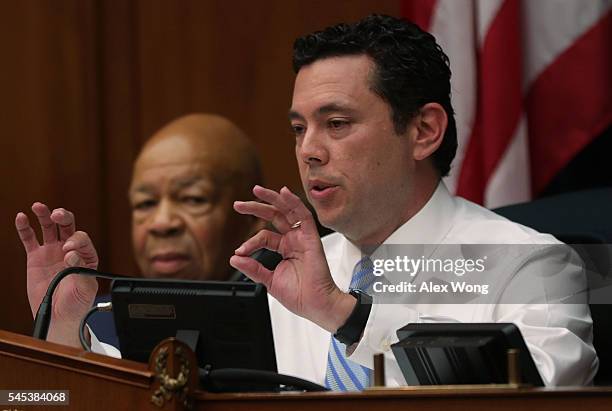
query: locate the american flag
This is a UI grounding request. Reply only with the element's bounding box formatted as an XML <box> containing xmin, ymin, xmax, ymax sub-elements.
<box><xmin>403</xmin><ymin>0</ymin><xmax>612</xmax><ymax>207</ymax></box>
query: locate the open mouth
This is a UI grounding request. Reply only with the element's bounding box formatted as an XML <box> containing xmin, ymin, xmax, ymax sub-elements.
<box><xmin>308</xmin><ymin>181</ymin><xmax>339</xmax><ymax>200</ymax></box>
<box><xmin>312</xmin><ymin>184</ymin><xmax>333</xmax><ymax>192</ymax></box>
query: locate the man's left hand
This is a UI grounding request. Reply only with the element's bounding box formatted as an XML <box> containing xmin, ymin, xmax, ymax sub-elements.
<box><xmin>230</xmin><ymin>185</ymin><xmax>356</xmax><ymax>332</ymax></box>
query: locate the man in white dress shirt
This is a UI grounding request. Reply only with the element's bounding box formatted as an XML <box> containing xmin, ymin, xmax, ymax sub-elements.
<box><xmin>229</xmin><ymin>15</ymin><xmax>597</xmax><ymax>386</ymax></box>
<box><xmin>18</xmin><ymin>15</ymin><xmax>597</xmax><ymax>386</ymax></box>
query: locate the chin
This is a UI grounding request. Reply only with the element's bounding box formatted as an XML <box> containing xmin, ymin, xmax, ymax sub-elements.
<box><xmin>140</xmin><ymin>267</ymin><xmax>186</xmax><ymax>280</ymax></box>
<box><xmin>141</xmin><ymin>270</ymin><xmax>174</xmax><ymax>279</ymax></box>
<box><xmin>316</xmin><ymin>206</ymin><xmax>349</xmax><ymax>230</ymax></box>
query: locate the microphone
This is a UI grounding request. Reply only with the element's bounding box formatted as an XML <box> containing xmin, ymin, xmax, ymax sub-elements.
<box><xmin>32</xmin><ymin>267</ymin><xmax>124</xmax><ymax>340</ymax></box>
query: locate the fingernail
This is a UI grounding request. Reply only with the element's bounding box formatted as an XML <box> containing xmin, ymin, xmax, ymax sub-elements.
<box><xmin>235</xmin><ymin>246</ymin><xmax>244</xmax><ymax>254</ymax></box>
<box><xmin>64</xmin><ymin>241</ymin><xmax>74</xmax><ymax>249</ymax></box>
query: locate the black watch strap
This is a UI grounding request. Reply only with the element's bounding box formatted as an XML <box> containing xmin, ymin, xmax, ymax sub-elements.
<box><xmin>333</xmin><ymin>289</ymin><xmax>373</xmax><ymax>346</ymax></box>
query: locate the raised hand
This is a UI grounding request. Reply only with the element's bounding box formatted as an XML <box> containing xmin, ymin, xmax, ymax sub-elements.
<box><xmin>230</xmin><ymin>186</ymin><xmax>355</xmax><ymax>332</ymax></box>
<box><xmin>15</xmin><ymin>203</ymin><xmax>98</xmax><ymax>347</ymax></box>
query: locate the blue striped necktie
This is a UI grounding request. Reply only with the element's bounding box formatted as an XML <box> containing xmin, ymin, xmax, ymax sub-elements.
<box><xmin>324</xmin><ymin>256</ymin><xmax>375</xmax><ymax>391</ymax></box>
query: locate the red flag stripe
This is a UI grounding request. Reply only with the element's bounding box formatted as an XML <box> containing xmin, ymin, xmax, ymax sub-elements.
<box><xmin>527</xmin><ymin>10</ymin><xmax>612</xmax><ymax>194</ymax></box>
<box><xmin>401</xmin><ymin>0</ymin><xmax>437</xmax><ymax>31</ymax></box>
<box><xmin>456</xmin><ymin>0</ymin><xmax>523</xmax><ymax>204</ymax></box>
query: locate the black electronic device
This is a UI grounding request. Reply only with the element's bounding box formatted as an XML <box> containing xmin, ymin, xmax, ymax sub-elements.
<box><xmin>391</xmin><ymin>323</ymin><xmax>544</xmax><ymax>386</ymax></box>
<box><xmin>111</xmin><ymin>278</ymin><xmax>277</xmax><ymax>391</ymax></box>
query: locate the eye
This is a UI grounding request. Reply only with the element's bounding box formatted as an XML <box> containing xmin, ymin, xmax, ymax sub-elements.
<box><xmin>328</xmin><ymin>118</ymin><xmax>349</xmax><ymax>130</ymax></box>
<box><xmin>133</xmin><ymin>199</ymin><xmax>157</xmax><ymax>211</ymax></box>
<box><xmin>181</xmin><ymin>195</ymin><xmax>208</xmax><ymax>206</ymax></box>
<box><xmin>290</xmin><ymin>123</ymin><xmax>306</xmax><ymax>137</ymax></box>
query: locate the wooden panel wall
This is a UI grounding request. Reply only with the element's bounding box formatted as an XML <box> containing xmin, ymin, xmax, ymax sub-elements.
<box><xmin>0</xmin><ymin>0</ymin><xmax>401</xmax><ymax>334</ymax></box>
<box><xmin>0</xmin><ymin>0</ymin><xmax>105</xmax><ymax>334</ymax></box>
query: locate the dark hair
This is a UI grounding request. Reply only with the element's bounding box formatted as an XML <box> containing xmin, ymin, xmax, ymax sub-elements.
<box><xmin>293</xmin><ymin>15</ymin><xmax>457</xmax><ymax>177</ymax></box>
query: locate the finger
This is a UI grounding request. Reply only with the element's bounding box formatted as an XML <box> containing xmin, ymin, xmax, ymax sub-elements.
<box><xmin>254</xmin><ymin>185</ymin><xmax>312</xmax><ymax>226</ymax></box>
<box><xmin>51</xmin><ymin>208</ymin><xmax>75</xmax><ymax>241</ymax></box>
<box><xmin>251</xmin><ymin>185</ymin><xmax>313</xmax><ymax>231</ymax></box>
<box><xmin>15</xmin><ymin>212</ymin><xmax>40</xmax><ymax>253</ymax></box>
<box><xmin>272</xmin><ymin>186</ymin><xmax>318</xmax><ymax>235</ymax></box>
<box><xmin>235</xmin><ymin>229</ymin><xmax>283</xmax><ymax>256</ymax></box>
<box><xmin>64</xmin><ymin>250</ymin><xmax>84</xmax><ymax>267</ymax></box>
<box><xmin>31</xmin><ymin>202</ymin><xmax>58</xmax><ymax>243</ymax></box>
<box><xmin>252</xmin><ymin>185</ymin><xmax>291</xmax><ymax>213</ymax></box>
<box><xmin>234</xmin><ymin>201</ymin><xmax>292</xmax><ymax>232</ymax></box>
<box><xmin>234</xmin><ymin>200</ymin><xmax>278</xmax><ymax>220</ymax></box>
<box><xmin>63</xmin><ymin>231</ymin><xmax>99</xmax><ymax>269</ymax></box>
<box><xmin>278</xmin><ymin>186</ymin><xmax>316</xmax><ymax>227</ymax></box>
<box><xmin>229</xmin><ymin>255</ymin><xmax>274</xmax><ymax>288</ymax></box>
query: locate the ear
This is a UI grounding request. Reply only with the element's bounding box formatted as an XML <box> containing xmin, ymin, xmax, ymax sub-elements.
<box><xmin>411</xmin><ymin>102</ymin><xmax>447</xmax><ymax>161</ymax></box>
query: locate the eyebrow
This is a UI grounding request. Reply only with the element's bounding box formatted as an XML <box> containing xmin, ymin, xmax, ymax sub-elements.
<box><xmin>288</xmin><ymin>110</ymin><xmax>305</xmax><ymax>122</ymax></box>
<box><xmin>288</xmin><ymin>103</ymin><xmax>357</xmax><ymax>121</ymax></box>
<box><xmin>129</xmin><ymin>184</ymin><xmax>153</xmax><ymax>195</ymax></box>
<box><xmin>129</xmin><ymin>176</ymin><xmax>207</xmax><ymax>195</ymax></box>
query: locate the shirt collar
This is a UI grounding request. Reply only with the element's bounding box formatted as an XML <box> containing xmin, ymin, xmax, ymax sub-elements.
<box><xmin>336</xmin><ymin>181</ymin><xmax>456</xmax><ymax>288</ymax></box>
<box><xmin>384</xmin><ymin>181</ymin><xmax>455</xmax><ymax>245</ymax></box>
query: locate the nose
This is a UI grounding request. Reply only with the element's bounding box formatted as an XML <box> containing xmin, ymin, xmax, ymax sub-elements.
<box><xmin>148</xmin><ymin>199</ymin><xmax>184</xmax><ymax>237</ymax></box>
<box><xmin>298</xmin><ymin>127</ymin><xmax>329</xmax><ymax>167</ymax></box>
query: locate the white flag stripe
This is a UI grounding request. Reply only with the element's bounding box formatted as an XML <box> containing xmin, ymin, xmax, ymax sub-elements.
<box><xmin>522</xmin><ymin>0</ymin><xmax>612</xmax><ymax>88</ymax></box>
<box><xmin>432</xmin><ymin>0</ymin><xmax>477</xmax><ymax>193</ymax></box>
<box><xmin>476</xmin><ymin>0</ymin><xmax>505</xmax><ymax>45</ymax></box>
<box><xmin>418</xmin><ymin>0</ymin><xmax>610</xmax><ymax>206</ymax></box>
<box><xmin>484</xmin><ymin>115</ymin><xmax>531</xmax><ymax>208</ymax></box>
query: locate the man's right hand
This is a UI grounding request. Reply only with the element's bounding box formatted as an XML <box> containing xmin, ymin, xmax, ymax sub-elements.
<box><xmin>15</xmin><ymin>203</ymin><xmax>99</xmax><ymax>348</ymax></box>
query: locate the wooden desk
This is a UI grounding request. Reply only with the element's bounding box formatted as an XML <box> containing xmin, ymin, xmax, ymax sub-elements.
<box><xmin>195</xmin><ymin>386</ymin><xmax>612</xmax><ymax>411</ymax></box>
<box><xmin>1</xmin><ymin>329</ymin><xmax>610</xmax><ymax>410</ymax></box>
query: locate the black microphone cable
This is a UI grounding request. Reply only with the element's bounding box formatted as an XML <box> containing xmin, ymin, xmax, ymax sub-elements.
<box><xmin>198</xmin><ymin>367</ymin><xmax>328</xmax><ymax>392</ymax></box>
<box><xmin>79</xmin><ymin>301</ymin><xmax>112</xmax><ymax>351</ymax></box>
<box><xmin>32</xmin><ymin>266</ymin><xmax>124</xmax><ymax>341</ymax></box>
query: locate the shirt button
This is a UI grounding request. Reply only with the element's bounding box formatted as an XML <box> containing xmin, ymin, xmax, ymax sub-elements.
<box><xmin>381</xmin><ymin>339</ymin><xmax>391</xmax><ymax>351</ymax></box>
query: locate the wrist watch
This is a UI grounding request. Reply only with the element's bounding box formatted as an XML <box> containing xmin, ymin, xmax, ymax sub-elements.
<box><xmin>333</xmin><ymin>289</ymin><xmax>373</xmax><ymax>345</ymax></box>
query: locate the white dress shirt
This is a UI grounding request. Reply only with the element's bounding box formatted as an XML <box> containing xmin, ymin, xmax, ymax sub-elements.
<box><xmin>93</xmin><ymin>182</ymin><xmax>598</xmax><ymax>387</ymax></box>
<box><xmin>270</xmin><ymin>182</ymin><xmax>598</xmax><ymax>386</ymax></box>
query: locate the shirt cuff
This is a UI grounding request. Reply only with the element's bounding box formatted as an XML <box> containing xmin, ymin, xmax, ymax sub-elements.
<box><xmin>347</xmin><ymin>301</ymin><xmax>418</xmax><ymax>385</ymax></box>
<box><xmin>88</xmin><ymin>325</ymin><xmax>121</xmax><ymax>359</ymax></box>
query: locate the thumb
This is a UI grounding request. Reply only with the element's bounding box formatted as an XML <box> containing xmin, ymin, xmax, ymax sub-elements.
<box><xmin>64</xmin><ymin>250</ymin><xmax>83</xmax><ymax>267</ymax></box>
<box><xmin>62</xmin><ymin>231</ymin><xmax>99</xmax><ymax>269</ymax></box>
